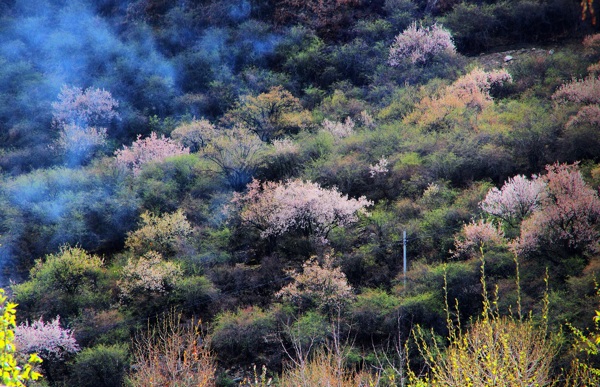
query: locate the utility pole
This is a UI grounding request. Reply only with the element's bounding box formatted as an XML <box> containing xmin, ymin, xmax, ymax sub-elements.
<box><xmin>403</xmin><ymin>230</ymin><xmax>407</xmax><ymax>290</ymax></box>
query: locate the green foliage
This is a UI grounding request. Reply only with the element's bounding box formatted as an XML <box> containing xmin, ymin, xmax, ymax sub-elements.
<box><xmin>12</xmin><ymin>246</ymin><xmax>109</xmax><ymax>321</ymax></box>
<box><xmin>0</xmin><ymin>289</ymin><xmax>43</xmax><ymax>386</ymax></box>
<box><xmin>351</xmin><ymin>289</ymin><xmax>400</xmax><ymax>341</ymax></box>
<box><xmin>69</xmin><ymin>344</ymin><xmax>129</xmax><ymax>387</ymax></box>
<box><xmin>210</xmin><ymin>307</ymin><xmax>277</xmax><ymax>365</ymax></box>
<box><xmin>125</xmin><ymin>209</ymin><xmax>193</xmax><ymax>257</ymax></box>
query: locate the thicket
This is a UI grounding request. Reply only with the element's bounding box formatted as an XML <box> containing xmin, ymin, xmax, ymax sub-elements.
<box><xmin>0</xmin><ymin>0</ymin><xmax>599</xmax><ymax>385</ymax></box>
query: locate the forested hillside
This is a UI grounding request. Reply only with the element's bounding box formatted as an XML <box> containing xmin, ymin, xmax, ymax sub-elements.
<box><xmin>1</xmin><ymin>0</ymin><xmax>600</xmax><ymax>385</ymax></box>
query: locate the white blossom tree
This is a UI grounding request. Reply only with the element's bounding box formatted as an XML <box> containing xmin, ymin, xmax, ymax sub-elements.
<box><xmin>233</xmin><ymin>179</ymin><xmax>372</xmax><ymax>242</ymax></box>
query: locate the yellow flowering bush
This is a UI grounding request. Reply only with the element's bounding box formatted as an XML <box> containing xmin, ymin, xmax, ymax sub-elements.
<box><xmin>0</xmin><ymin>289</ymin><xmax>42</xmax><ymax>386</ymax></box>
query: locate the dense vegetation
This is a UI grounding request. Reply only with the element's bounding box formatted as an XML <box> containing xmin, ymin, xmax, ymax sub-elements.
<box><xmin>1</xmin><ymin>0</ymin><xmax>600</xmax><ymax>385</ymax></box>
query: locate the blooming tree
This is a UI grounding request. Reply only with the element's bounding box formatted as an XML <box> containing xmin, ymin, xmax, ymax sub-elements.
<box><xmin>452</xmin><ymin>219</ymin><xmax>506</xmax><ymax>259</ymax></box>
<box><xmin>51</xmin><ymin>85</ymin><xmax>119</xmax><ymax>164</ymax></box>
<box><xmin>276</xmin><ymin>254</ymin><xmax>354</xmax><ymax>314</ymax></box>
<box><xmin>406</xmin><ymin>68</ymin><xmax>512</xmax><ymax>130</ymax></box>
<box><xmin>321</xmin><ymin>117</ymin><xmax>355</xmax><ymax>139</ymax></box>
<box><xmin>114</xmin><ymin>132</ymin><xmax>189</xmax><ymax>176</ymax></box>
<box><xmin>233</xmin><ymin>179</ymin><xmax>372</xmax><ymax>241</ymax></box>
<box><xmin>14</xmin><ymin>316</ymin><xmax>79</xmax><ymax>362</ymax></box>
<box><xmin>388</xmin><ymin>22</ymin><xmax>456</xmax><ymax>66</ymax></box>
<box><xmin>514</xmin><ymin>163</ymin><xmax>600</xmax><ymax>255</ymax></box>
<box><xmin>118</xmin><ymin>251</ymin><xmax>183</xmax><ymax>302</ymax></box>
<box><xmin>566</xmin><ymin>104</ymin><xmax>600</xmax><ymax>129</ymax></box>
<box><xmin>553</xmin><ymin>75</ymin><xmax>600</xmax><ymax>105</ymax></box>
<box><xmin>52</xmin><ymin>85</ymin><xmax>119</xmax><ymax>128</ymax></box>
<box><xmin>55</xmin><ymin>124</ymin><xmax>108</xmax><ymax>165</ymax></box>
<box><xmin>480</xmin><ymin>174</ymin><xmax>546</xmax><ymax>224</ymax></box>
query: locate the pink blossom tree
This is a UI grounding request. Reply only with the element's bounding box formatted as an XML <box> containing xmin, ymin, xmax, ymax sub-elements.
<box><xmin>114</xmin><ymin>132</ymin><xmax>189</xmax><ymax>176</ymax></box>
<box><xmin>514</xmin><ymin>163</ymin><xmax>600</xmax><ymax>255</ymax></box>
<box><xmin>480</xmin><ymin>174</ymin><xmax>546</xmax><ymax>225</ymax></box>
<box><xmin>232</xmin><ymin>179</ymin><xmax>372</xmax><ymax>242</ymax></box>
<box><xmin>553</xmin><ymin>75</ymin><xmax>600</xmax><ymax>105</ymax></box>
<box><xmin>15</xmin><ymin>316</ymin><xmax>79</xmax><ymax>361</ymax></box>
<box><xmin>388</xmin><ymin>22</ymin><xmax>456</xmax><ymax>67</ymax></box>
<box><xmin>452</xmin><ymin>219</ymin><xmax>506</xmax><ymax>259</ymax></box>
<box><xmin>51</xmin><ymin>85</ymin><xmax>119</xmax><ymax>164</ymax></box>
<box><xmin>52</xmin><ymin>85</ymin><xmax>119</xmax><ymax>128</ymax></box>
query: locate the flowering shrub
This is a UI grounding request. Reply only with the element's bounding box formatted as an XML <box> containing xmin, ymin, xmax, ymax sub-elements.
<box><xmin>277</xmin><ymin>254</ymin><xmax>354</xmax><ymax>314</ymax></box>
<box><xmin>118</xmin><ymin>251</ymin><xmax>183</xmax><ymax>302</ymax></box>
<box><xmin>271</xmin><ymin>138</ymin><xmax>299</xmax><ymax>155</ymax></box>
<box><xmin>566</xmin><ymin>104</ymin><xmax>600</xmax><ymax>129</ymax></box>
<box><xmin>515</xmin><ymin>163</ymin><xmax>600</xmax><ymax>255</ymax></box>
<box><xmin>388</xmin><ymin>22</ymin><xmax>456</xmax><ymax>66</ymax></box>
<box><xmin>553</xmin><ymin>75</ymin><xmax>600</xmax><ymax>105</ymax></box>
<box><xmin>583</xmin><ymin>33</ymin><xmax>600</xmax><ymax>57</ymax></box>
<box><xmin>114</xmin><ymin>132</ymin><xmax>189</xmax><ymax>175</ymax></box>
<box><xmin>52</xmin><ymin>85</ymin><xmax>119</xmax><ymax>128</ymax></box>
<box><xmin>452</xmin><ymin>219</ymin><xmax>506</xmax><ymax>258</ymax></box>
<box><xmin>14</xmin><ymin>316</ymin><xmax>79</xmax><ymax>361</ymax></box>
<box><xmin>369</xmin><ymin>156</ymin><xmax>390</xmax><ymax>178</ymax></box>
<box><xmin>406</xmin><ymin>68</ymin><xmax>512</xmax><ymax>130</ymax></box>
<box><xmin>480</xmin><ymin>174</ymin><xmax>546</xmax><ymax>224</ymax></box>
<box><xmin>0</xmin><ymin>289</ymin><xmax>43</xmax><ymax>386</ymax></box>
<box><xmin>233</xmin><ymin>179</ymin><xmax>372</xmax><ymax>241</ymax></box>
<box><xmin>321</xmin><ymin>117</ymin><xmax>355</xmax><ymax>139</ymax></box>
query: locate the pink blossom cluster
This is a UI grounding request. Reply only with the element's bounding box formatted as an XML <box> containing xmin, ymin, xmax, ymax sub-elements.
<box><xmin>516</xmin><ymin>163</ymin><xmax>600</xmax><ymax>254</ymax></box>
<box><xmin>388</xmin><ymin>22</ymin><xmax>456</xmax><ymax>66</ymax></box>
<box><xmin>553</xmin><ymin>75</ymin><xmax>600</xmax><ymax>105</ymax></box>
<box><xmin>481</xmin><ymin>163</ymin><xmax>600</xmax><ymax>255</ymax></box>
<box><xmin>583</xmin><ymin>33</ymin><xmax>600</xmax><ymax>56</ymax></box>
<box><xmin>452</xmin><ymin>219</ymin><xmax>505</xmax><ymax>258</ymax></box>
<box><xmin>51</xmin><ymin>85</ymin><xmax>119</xmax><ymax>162</ymax></box>
<box><xmin>52</xmin><ymin>85</ymin><xmax>119</xmax><ymax>127</ymax></box>
<box><xmin>114</xmin><ymin>132</ymin><xmax>190</xmax><ymax>175</ymax></box>
<box><xmin>480</xmin><ymin>174</ymin><xmax>546</xmax><ymax>223</ymax></box>
<box><xmin>321</xmin><ymin>117</ymin><xmax>355</xmax><ymax>139</ymax></box>
<box><xmin>566</xmin><ymin>104</ymin><xmax>600</xmax><ymax>129</ymax></box>
<box><xmin>449</xmin><ymin>68</ymin><xmax>512</xmax><ymax>111</ymax></box>
<box><xmin>233</xmin><ymin>179</ymin><xmax>372</xmax><ymax>241</ymax></box>
<box><xmin>14</xmin><ymin>316</ymin><xmax>79</xmax><ymax>360</ymax></box>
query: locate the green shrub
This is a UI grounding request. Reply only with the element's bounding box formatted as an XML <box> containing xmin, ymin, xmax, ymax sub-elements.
<box><xmin>12</xmin><ymin>246</ymin><xmax>109</xmax><ymax>321</ymax></box>
<box><xmin>69</xmin><ymin>344</ymin><xmax>129</xmax><ymax>387</ymax></box>
<box><xmin>210</xmin><ymin>307</ymin><xmax>277</xmax><ymax>365</ymax></box>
